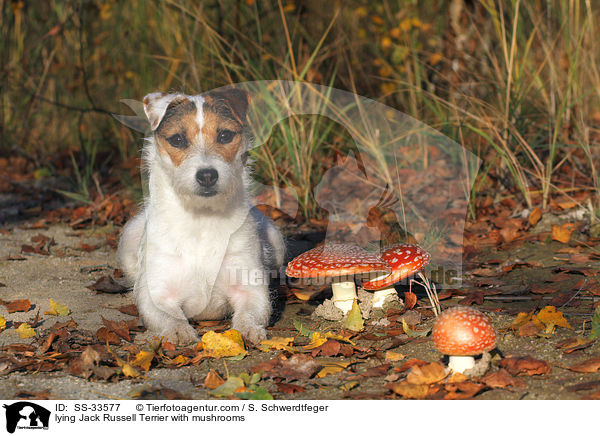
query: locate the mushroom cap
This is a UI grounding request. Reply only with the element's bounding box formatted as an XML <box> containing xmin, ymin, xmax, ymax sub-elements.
<box><xmin>432</xmin><ymin>306</ymin><xmax>497</xmax><ymax>356</ymax></box>
<box><xmin>285</xmin><ymin>243</ymin><xmax>390</xmax><ymax>279</ymax></box>
<box><xmin>362</xmin><ymin>243</ymin><xmax>431</xmax><ymax>290</ymax></box>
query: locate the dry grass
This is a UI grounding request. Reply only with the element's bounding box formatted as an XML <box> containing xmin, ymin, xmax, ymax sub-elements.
<box><xmin>1</xmin><ymin>0</ymin><xmax>598</xmax><ymax>219</ymax></box>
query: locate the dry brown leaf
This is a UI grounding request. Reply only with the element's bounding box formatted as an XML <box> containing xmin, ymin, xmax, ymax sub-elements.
<box><xmin>498</xmin><ymin>356</ymin><xmax>551</xmax><ymax>376</ymax></box>
<box><xmin>404</xmin><ymin>291</ymin><xmax>417</xmax><ymax>310</ymax></box>
<box><xmin>444</xmin><ymin>381</ymin><xmax>484</xmax><ymax>399</ymax></box>
<box><xmin>555</xmin><ymin>337</ymin><xmax>595</xmax><ymax>354</ymax></box>
<box><xmin>565</xmin><ymin>356</ymin><xmax>600</xmax><ymax>373</ymax></box>
<box><xmin>101</xmin><ymin>316</ymin><xmax>131</xmax><ymax>341</ymax></box>
<box><xmin>528</xmin><ymin>207</ymin><xmax>543</xmax><ymax>226</ymax></box>
<box><xmin>481</xmin><ymin>368</ymin><xmax>526</xmax><ymax>390</ymax></box>
<box><xmin>552</xmin><ymin>223</ymin><xmax>576</xmax><ymax>244</ymax></box>
<box><xmin>276</xmin><ymin>383</ymin><xmax>305</xmax><ymax>394</ymax></box>
<box><xmin>203</xmin><ymin>369</ymin><xmax>225</xmax><ymax>389</ymax></box>
<box><xmin>2</xmin><ymin>298</ymin><xmax>31</xmax><ymax>313</ymax></box>
<box><xmin>406</xmin><ymin>362</ymin><xmax>447</xmax><ymax>385</ymax></box>
<box><xmin>387</xmin><ymin>381</ymin><xmax>431</xmax><ymax>399</ymax></box>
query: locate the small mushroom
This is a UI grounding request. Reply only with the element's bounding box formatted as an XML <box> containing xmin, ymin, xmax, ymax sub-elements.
<box><xmin>432</xmin><ymin>306</ymin><xmax>497</xmax><ymax>374</ymax></box>
<box><xmin>286</xmin><ymin>243</ymin><xmax>389</xmax><ymax>313</ymax></box>
<box><xmin>362</xmin><ymin>244</ymin><xmax>431</xmax><ymax>309</ymax></box>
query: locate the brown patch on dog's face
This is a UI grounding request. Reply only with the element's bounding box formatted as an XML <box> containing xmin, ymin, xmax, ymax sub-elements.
<box><xmin>201</xmin><ymin>93</ymin><xmax>248</xmax><ymax>164</ymax></box>
<box><xmin>154</xmin><ymin>98</ymin><xmax>199</xmax><ymax>167</ymax></box>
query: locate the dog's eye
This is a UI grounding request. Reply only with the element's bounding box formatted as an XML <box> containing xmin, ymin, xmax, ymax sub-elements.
<box><xmin>217</xmin><ymin>130</ymin><xmax>236</xmax><ymax>144</ymax></box>
<box><xmin>167</xmin><ymin>134</ymin><xmax>188</xmax><ymax>149</ymax></box>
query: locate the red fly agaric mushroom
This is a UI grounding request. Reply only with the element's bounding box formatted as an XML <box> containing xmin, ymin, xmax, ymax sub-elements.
<box><xmin>432</xmin><ymin>306</ymin><xmax>497</xmax><ymax>374</ymax></box>
<box><xmin>286</xmin><ymin>243</ymin><xmax>390</xmax><ymax>313</ymax></box>
<box><xmin>362</xmin><ymin>243</ymin><xmax>431</xmax><ymax>309</ymax></box>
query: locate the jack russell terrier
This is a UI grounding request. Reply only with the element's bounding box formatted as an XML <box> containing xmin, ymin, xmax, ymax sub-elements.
<box><xmin>117</xmin><ymin>88</ymin><xmax>285</xmax><ymax>345</ymax></box>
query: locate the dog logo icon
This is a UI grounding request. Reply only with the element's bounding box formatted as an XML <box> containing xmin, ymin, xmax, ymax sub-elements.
<box><xmin>3</xmin><ymin>402</ymin><xmax>50</xmax><ymax>433</ymax></box>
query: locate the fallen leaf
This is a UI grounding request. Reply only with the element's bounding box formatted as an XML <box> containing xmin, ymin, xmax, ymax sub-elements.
<box><xmin>406</xmin><ymin>362</ymin><xmax>446</xmax><ymax>385</ymax></box>
<box><xmin>44</xmin><ymin>299</ymin><xmax>70</xmax><ymax>317</ymax></box>
<box><xmin>481</xmin><ymin>369</ymin><xmax>526</xmax><ymax>390</ymax></box>
<box><xmin>95</xmin><ymin>327</ymin><xmax>121</xmax><ymax>345</ymax></box>
<box><xmin>303</xmin><ymin>332</ymin><xmax>329</xmax><ymax>350</ymax></box>
<box><xmin>102</xmin><ymin>317</ymin><xmax>131</xmax><ymax>341</ymax></box>
<box><xmin>201</xmin><ymin>329</ymin><xmax>246</xmax><ymax>358</ymax></box>
<box><xmin>536</xmin><ymin>306</ymin><xmax>572</xmax><ymax>330</ymax></box>
<box><xmin>87</xmin><ymin>276</ymin><xmax>128</xmax><ymax>294</ymax></box>
<box><xmin>565</xmin><ymin>356</ymin><xmax>600</xmax><ymax>373</ymax></box>
<box><xmin>444</xmin><ymin>381</ymin><xmax>484</xmax><ymax>399</ymax></box>
<box><xmin>385</xmin><ymin>351</ymin><xmax>405</xmax><ymax>361</ymax></box>
<box><xmin>343</xmin><ymin>300</ymin><xmax>364</xmax><ymax>332</ymax></box>
<box><xmin>132</xmin><ymin>350</ymin><xmax>155</xmax><ymax>371</ymax></box>
<box><xmin>209</xmin><ymin>377</ymin><xmax>245</xmax><ymax>397</ymax></box>
<box><xmin>528</xmin><ymin>207</ymin><xmax>543</xmax><ymax>226</ymax></box>
<box><xmin>404</xmin><ymin>291</ymin><xmax>417</xmax><ymax>309</ymax></box>
<box><xmin>552</xmin><ymin>223</ymin><xmax>576</xmax><ymax>244</ymax></box>
<box><xmin>276</xmin><ymin>383</ymin><xmax>305</xmax><ymax>394</ymax></box>
<box><xmin>203</xmin><ymin>370</ymin><xmax>225</xmax><ymax>389</ymax></box>
<box><xmin>387</xmin><ymin>381</ymin><xmax>431</xmax><ymax>399</ymax></box>
<box><xmin>117</xmin><ymin>304</ymin><xmax>139</xmax><ymax>317</ymax></box>
<box><xmin>258</xmin><ymin>336</ymin><xmax>294</xmax><ymax>352</ymax></box>
<box><xmin>2</xmin><ymin>298</ymin><xmax>31</xmax><ymax>313</ymax></box>
<box><xmin>459</xmin><ymin>290</ymin><xmax>485</xmax><ymax>306</ymax></box>
<box><xmin>498</xmin><ymin>356</ymin><xmax>551</xmax><ymax>376</ymax></box>
<box><xmin>16</xmin><ymin>323</ymin><xmax>36</xmax><ymax>339</ymax></box>
<box><xmin>316</xmin><ymin>360</ymin><xmax>351</xmax><ymax>378</ymax></box>
<box><xmin>0</xmin><ymin>314</ymin><xmax>6</xmax><ymax>330</ymax></box>
<box><xmin>555</xmin><ymin>337</ymin><xmax>594</xmax><ymax>354</ymax></box>
<box><xmin>402</xmin><ymin>320</ymin><xmax>430</xmax><ymax>338</ymax></box>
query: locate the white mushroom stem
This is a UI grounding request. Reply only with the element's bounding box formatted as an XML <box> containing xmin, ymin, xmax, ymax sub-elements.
<box><xmin>371</xmin><ymin>287</ymin><xmax>397</xmax><ymax>308</ymax></box>
<box><xmin>447</xmin><ymin>355</ymin><xmax>476</xmax><ymax>374</ymax></box>
<box><xmin>331</xmin><ymin>281</ymin><xmax>357</xmax><ymax>313</ymax></box>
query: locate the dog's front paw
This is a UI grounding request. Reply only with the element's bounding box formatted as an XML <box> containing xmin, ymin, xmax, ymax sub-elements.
<box><xmin>160</xmin><ymin>322</ymin><xmax>199</xmax><ymax>345</ymax></box>
<box><xmin>233</xmin><ymin>321</ymin><xmax>267</xmax><ymax>345</ymax></box>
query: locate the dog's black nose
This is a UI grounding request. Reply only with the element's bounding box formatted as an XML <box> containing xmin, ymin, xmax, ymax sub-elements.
<box><xmin>195</xmin><ymin>168</ymin><xmax>219</xmax><ymax>188</ymax></box>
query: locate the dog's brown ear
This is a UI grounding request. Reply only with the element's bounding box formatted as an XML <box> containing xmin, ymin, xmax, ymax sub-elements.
<box><xmin>205</xmin><ymin>88</ymin><xmax>250</xmax><ymax>126</ymax></box>
<box><xmin>143</xmin><ymin>93</ymin><xmax>187</xmax><ymax>131</ymax></box>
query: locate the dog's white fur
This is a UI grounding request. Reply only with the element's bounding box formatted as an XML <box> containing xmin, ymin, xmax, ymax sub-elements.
<box><xmin>118</xmin><ymin>91</ymin><xmax>284</xmax><ymax>344</ymax></box>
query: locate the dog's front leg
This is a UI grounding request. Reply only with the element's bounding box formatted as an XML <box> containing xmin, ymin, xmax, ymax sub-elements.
<box><xmin>136</xmin><ymin>275</ymin><xmax>199</xmax><ymax>345</ymax></box>
<box><xmin>224</xmin><ymin>263</ymin><xmax>271</xmax><ymax>345</ymax></box>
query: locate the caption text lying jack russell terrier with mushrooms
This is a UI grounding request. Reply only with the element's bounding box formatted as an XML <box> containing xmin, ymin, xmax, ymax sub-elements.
<box><xmin>117</xmin><ymin>88</ymin><xmax>285</xmax><ymax>344</ymax></box>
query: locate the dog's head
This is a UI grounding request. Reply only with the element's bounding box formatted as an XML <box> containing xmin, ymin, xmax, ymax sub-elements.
<box><xmin>143</xmin><ymin>89</ymin><xmax>251</xmax><ymax>211</ymax></box>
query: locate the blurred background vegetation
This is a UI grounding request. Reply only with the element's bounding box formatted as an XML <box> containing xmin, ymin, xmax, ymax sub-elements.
<box><xmin>1</xmin><ymin>0</ymin><xmax>599</xmax><ymax>221</ymax></box>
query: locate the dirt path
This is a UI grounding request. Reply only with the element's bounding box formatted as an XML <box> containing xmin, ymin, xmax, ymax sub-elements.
<box><xmin>1</xmin><ymin>224</ymin><xmax>599</xmax><ymax>400</ymax></box>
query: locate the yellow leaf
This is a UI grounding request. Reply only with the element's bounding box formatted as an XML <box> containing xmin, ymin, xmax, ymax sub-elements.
<box><xmin>303</xmin><ymin>332</ymin><xmax>328</xmax><ymax>350</ymax></box>
<box><xmin>132</xmin><ymin>350</ymin><xmax>155</xmax><ymax>371</ymax></box>
<box><xmin>121</xmin><ymin>363</ymin><xmax>142</xmax><ymax>378</ymax></box>
<box><xmin>511</xmin><ymin>312</ymin><xmax>544</xmax><ymax>331</ymax></box>
<box><xmin>385</xmin><ymin>351</ymin><xmax>405</xmax><ymax>362</ymax></box>
<box><xmin>0</xmin><ymin>315</ymin><xmax>6</xmax><ymax>331</ymax></box>
<box><xmin>16</xmin><ymin>323</ymin><xmax>35</xmax><ymax>339</ymax></box>
<box><xmin>44</xmin><ymin>299</ymin><xmax>71</xmax><ymax>317</ymax></box>
<box><xmin>170</xmin><ymin>355</ymin><xmax>189</xmax><ymax>366</ymax></box>
<box><xmin>316</xmin><ymin>360</ymin><xmax>351</xmax><ymax>378</ymax></box>
<box><xmin>201</xmin><ymin>329</ymin><xmax>246</xmax><ymax>358</ymax></box>
<box><xmin>258</xmin><ymin>337</ymin><xmax>294</xmax><ymax>352</ymax></box>
<box><xmin>537</xmin><ymin>306</ymin><xmax>573</xmax><ymax>329</ymax></box>
<box><xmin>343</xmin><ymin>300</ymin><xmax>364</xmax><ymax>332</ymax></box>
